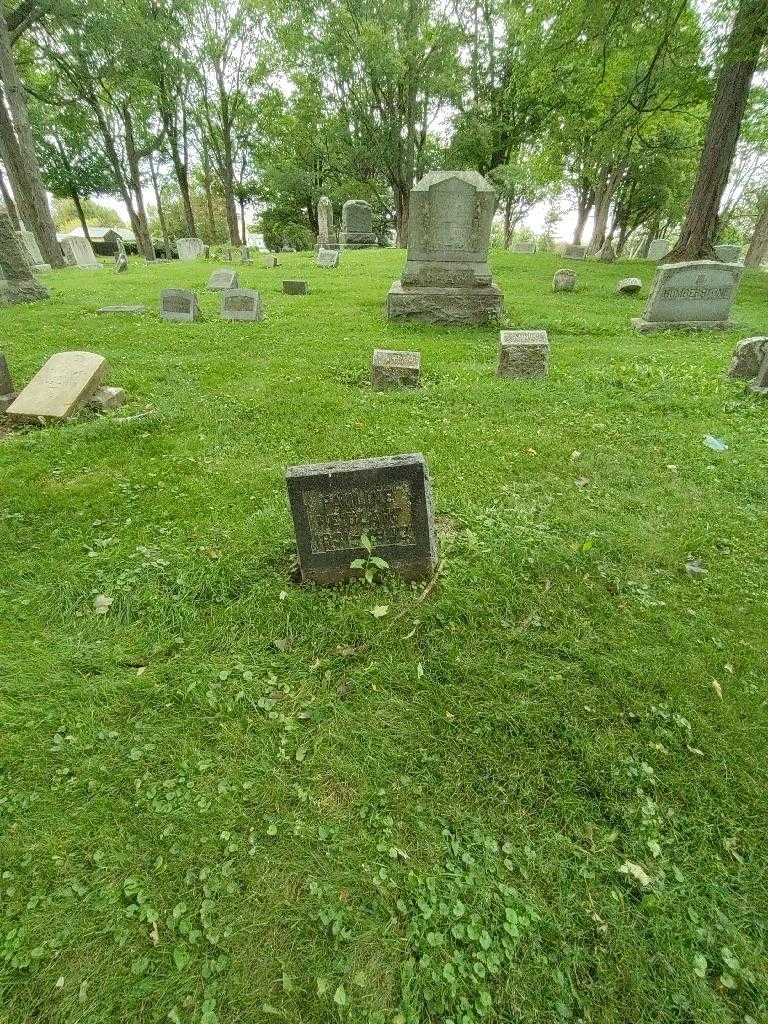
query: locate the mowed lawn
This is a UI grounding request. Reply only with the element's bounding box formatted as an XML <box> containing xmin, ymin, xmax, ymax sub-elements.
<box><xmin>1</xmin><ymin>249</ymin><xmax>767</xmax><ymax>1024</ymax></box>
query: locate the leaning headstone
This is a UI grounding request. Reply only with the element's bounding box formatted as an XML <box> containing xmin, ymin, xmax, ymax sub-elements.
<box><xmin>220</xmin><ymin>288</ymin><xmax>264</xmax><ymax>322</ymax></box>
<box><xmin>553</xmin><ymin>269</ymin><xmax>576</xmax><ymax>292</ymax></box>
<box><xmin>316</xmin><ymin>248</ymin><xmax>340</xmax><ymax>268</ymax></box>
<box><xmin>207</xmin><ymin>269</ymin><xmax>238</xmax><ymax>291</ymax></box>
<box><xmin>339</xmin><ymin>200</ymin><xmax>377</xmax><ymax>249</ymax></box>
<box><xmin>264</xmin><ymin>254</ymin><xmax>279</xmax><ymax>269</ymax></box>
<box><xmin>728</xmin><ymin>336</ymin><xmax>768</xmax><ymax>381</ymax></box>
<box><xmin>714</xmin><ymin>244</ymin><xmax>742</xmax><ymax>263</ymax></box>
<box><xmin>177</xmin><ymin>237</ymin><xmax>205</xmax><ymax>261</ymax></box>
<box><xmin>285</xmin><ymin>453</ymin><xmax>438</xmax><ymax>585</ymax></box>
<box><xmin>372</xmin><ymin>349</ymin><xmax>421</xmax><ymax>390</ymax></box>
<box><xmin>749</xmin><ymin>352</ymin><xmax>768</xmax><ymax>396</ymax></box>
<box><xmin>6</xmin><ymin>351</ymin><xmax>107</xmax><ymax>424</ymax></box>
<box><xmin>632</xmin><ymin>260</ymin><xmax>743</xmax><ymax>333</ymax></box>
<box><xmin>511</xmin><ymin>241</ymin><xmax>536</xmax><ymax>254</ymax></box>
<box><xmin>617</xmin><ymin>277</ymin><xmax>642</xmax><ymax>295</ymax></box>
<box><xmin>17</xmin><ymin>229</ymin><xmax>50</xmax><ymax>271</ymax></box>
<box><xmin>0</xmin><ymin>208</ymin><xmax>49</xmax><ymax>304</ymax></box>
<box><xmin>597</xmin><ymin>239</ymin><xmax>616</xmax><ymax>263</ymax></box>
<box><xmin>160</xmin><ymin>288</ymin><xmax>200</xmax><ymax>322</ymax></box>
<box><xmin>387</xmin><ymin>170</ymin><xmax>503</xmax><ymax>325</ymax></box>
<box><xmin>497</xmin><ymin>330</ymin><xmax>549</xmax><ymax>379</ymax></box>
<box><xmin>89</xmin><ymin>386</ymin><xmax>126</xmax><ymax>412</ymax></box>
<box><xmin>115</xmin><ymin>235</ymin><xmax>127</xmax><ymax>259</ymax></box>
<box><xmin>564</xmin><ymin>244</ymin><xmax>586</xmax><ymax>260</ymax></box>
<box><xmin>62</xmin><ymin>235</ymin><xmax>101</xmax><ymax>269</ymax></box>
<box><xmin>647</xmin><ymin>238</ymin><xmax>671</xmax><ymax>261</ymax></box>
<box><xmin>115</xmin><ymin>252</ymin><xmax>128</xmax><ymax>273</ymax></box>
<box><xmin>97</xmin><ymin>304</ymin><xmax>146</xmax><ymax>315</ymax></box>
<box><xmin>316</xmin><ymin>196</ymin><xmax>338</xmax><ymax>251</ymax></box>
<box><xmin>283</xmin><ymin>279</ymin><xmax>308</xmax><ymax>295</ymax></box>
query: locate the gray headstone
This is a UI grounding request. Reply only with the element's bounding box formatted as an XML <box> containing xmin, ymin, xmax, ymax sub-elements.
<box><xmin>553</xmin><ymin>269</ymin><xmax>576</xmax><ymax>292</ymax></box>
<box><xmin>220</xmin><ymin>288</ymin><xmax>264</xmax><ymax>321</ymax></box>
<box><xmin>61</xmin><ymin>236</ymin><xmax>101</xmax><ymax>269</ymax></box>
<box><xmin>160</xmin><ymin>288</ymin><xmax>200</xmax><ymax>322</ymax></box>
<box><xmin>283</xmin><ymin>279</ymin><xmax>308</xmax><ymax>295</ymax></box>
<box><xmin>339</xmin><ymin>200</ymin><xmax>377</xmax><ymax>249</ymax></box>
<box><xmin>714</xmin><ymin>244</ymin><xmax>742</xmax><ymax>263</ymax></box>
<box><xmin>16</xmin><ymin>229</ymin><xmax>50</xmax><ymax>271</ymax></box>
<box><xmin>97</xmin><ymin>305</ymin><xmax>146</xmax><ymax>315</ymax></box>
<box><xmin>115</xmin><ymin>252</ymin><xmax>128</xmax><ymax>273</ymax></box>
<box><xmin>285</xmin><ymin>453</ymin><xmax>438</xmax><ymax>585</ymax></box>
<box><xmin>89</xmin><ymin>386</ymin><xmax>126</xmax><ymax>412</ymax></box>
<box><xmin>617</xmin><ymin>277</ymin><xmax>642</xmax><ymax>295</ymax></box>
<box><xmin>749</xmin><ymin>351</ymin><xmax>768</xmax><ymax>395</ymax></box>
<box><xmin>317</xmin><ymin>196</ymin><xmax>335</xmax><ymax>248</ymax></box>
<box><xmin>372</xmin><ymin>349</ymin><xmax>421</xmax><ymax>390</ymax></box>
<box><xmin>240</xmin><ymin>245</ymin><xmax>252</xmax><ymax>264</ymax></box>
<box><xmin>564</xmin><ymin>244</ymin><xmax>586</xmax><ymax>260</ymax></box>
<box><xmin>0</xmin><ymin>209</ymin><xmax>49</xmax><ymax>304</ymax></box>
<box><xmin>497</xmin><ymin>330</ymin><xmax>549</xmax><ymax>379</ymax></box>
<box><xmin>264</xmin><ymin>254</ymin><xmax>279</xmax><ymax>269</ymax></box>
<box><xmin>207</xmin><ymin>269</ymin><xmax>239</xmax><ymax>291</ymax></box>
<box><xmin>0</xmin><ymin>352</ymin><xmax>13</xmax><ymax>395</ymax></box>
<box><xmin>632</xmin><ymin>260</ymin><xmax>743</xmax><ymax>333</ymax></box>
<box><xmin>316</xmin><ymin>248</ymin><xmax>340</xmax><ymax>268</ymax></box>
<box><xmin>387</xmin><ymin>170</ymin><xmax>503</xmax><ymax>325</ymax></box>
<box><xmin>511</xmin><ymin>241</ymin><xmax>536</xmax><ymax>254</ymax></box>
<box><xmin>728</xmin><ymin>336</ymin><xmax>768</xmax><ymax>380</ymax></box>
<box><xmin>647</xmin><ymin>239</ymin><xmax>671</xmax><ymax>261</ymax></box>
<box><xmin>6</xmin><ymin>351</ymin><xmax>107</xmax><ymax>423</ymax></box>
<box><xmin>177</xmin><ymin>237</ymin><xmax>204</xmax><ymax>261</ymax></box>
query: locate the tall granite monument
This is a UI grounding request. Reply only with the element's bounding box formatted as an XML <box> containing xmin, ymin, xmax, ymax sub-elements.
<box><xmin>0</xmin><ymin>208</ymin><xmax>49</xmax><ymax>305</ymax></box>
<box><xmin>316</xmin><ymin>196</ymin><xmax>338</xmax><ymax>251</ymax></box>
<box><xmin>387</xmin><ymin>170</ymin><xmax>503</xmax><ymax>325</ymax></box>
<box><xmin>339</xmin><ymin>200</ymin><xmax>377</xmax><ymax>249</ymax></box>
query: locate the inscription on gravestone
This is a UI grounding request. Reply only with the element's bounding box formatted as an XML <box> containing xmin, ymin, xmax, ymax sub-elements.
<box><xmin>220</xmin><ymin>288</ymin><xmax>263</xmax><ymax>321</ymax></box>
<box><xmin>160</xmin><ymin>288</ymin><xmax>200</xmax><ymax>322</ymax></box>
<box><xmin>285</xmin><ymin>454</ymin><xmax>437</xmax><ymax>585</ymax></box>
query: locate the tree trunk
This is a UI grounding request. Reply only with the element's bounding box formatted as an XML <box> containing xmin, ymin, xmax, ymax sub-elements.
<box><xmin>0</xmin><ymin>165</ymin><xmax>19</xmax><ymax>227</ymax></box>
<box><xmin>122</xmin><ymin>106</ymin><xmax>156</xmax><ymax>261</ymax></box>
<box><xmin>70</xmin><ymin>189</ymin><xmax>90</xmax><ymax>241</ymax></box>
<box><xmin>667</xmin><ymin>0</ymin><xmax>768</xmax><ymax>263</ymax></box>
<box><xmin>148</xmin><ymin>154</ymin><xmax>170</xmax><ymax>258</ymax></box>
<box><xmin>395</xmin><ymin>185</ymin><xmax>409</xmax><ymax>247</ymax></box>
<box><xmin>200</xmin><ymin>133</ymin><xmax>217</xmax><ymax>241</ymax></box>
<box><xmin>239</xmin><ymin>197</ymin><xmax>246</xmax><ymax>245</ymax></box>
<box><xmin>0</xmin><ymin>14</ymin><xmax>64</xmax><ymax>266</ymax></box>
<box><xmin>0</xmin><ymin>99</ymin><xmax>35</xmax><ymax>228</ymax></box>
<box><xmin>573</xmin><ymin>199</ymin><xmax>591</xmax><ymax>246</ymax></box>
<box><xmin>744</xmin><ymin>192</ymin><xmax>768</xmax><ymax>267</ymax></box>
<box><xmin>162</xmin><ymin>109</ymin><xmax>196</xmax><ymax>237</ymax></box>
<box><xmin>504</xmin><ymin>195</ymin><xmax>512</xmax><ymax>248</ymax></box>
<box><xmin>223</xmin><ymin>183</ymin><xmax>239</xmax><ymax>246</ymax></box>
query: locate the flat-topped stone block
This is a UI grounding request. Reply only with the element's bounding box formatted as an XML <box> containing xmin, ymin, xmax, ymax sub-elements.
<box><xmin>749</xmin><ymin>351</ymin><xmax>768</xmax><ymax>396</ymax></box>
<box><xmin>160</xmin><ymin>288</ymin><xmax>200</xmax><ymax>322</ymax></box>
<box><xmin>283</xmin><ymin>279</ymin><xmax>308</xmax><ymax>295</ymax></box>
<box><xmin>617</xmin><ymin>277</ymin><xmax>642</xmax><ymax>295</ymax></box>
<box><xmin>220</xmin><ymin>288</ymin><xmax>264</xmax><ymax>321</ymax></box>
<box><xmin>563</xmin><ymin>244</ymin><xmax>586</xmax><ymax>260</ymax></box>
<box><xmin>264</xmin><ymin>254</ymin><xmax>279</xmax><ymax>268</ymax></box>
<box><xmin>387</xmin><ymin>282</ymin><xmax>502</xmax><ymax>325</ymax></box>
<box><xmin>498</xmin><ymin>330</ymin><xmax>549</xmax><ymax>378</ymax></box>
<box><xmin>207</xmin><ymin>269</ymin><xmax>239</xmax><ymax>291</ymax></box>
<box><xmin>61</xmin><ymin>236</ymin><xmax>101</xmax><ymax>269</ymax></box>
<box><xmin>285</xmin><ymin>453</ymin><xmax>437</xmax><ymax>585</ymax></box>
<box><xmin>728</xmin><ymin>336</ymin><xmax>768</xmax><ymax>380</ymax></box>
<box><xmin>372</xmin><ymin>349</ymin><xmax>421</xmax><ymax>389</ymax></box>
<box><xmin>714</xmin><ymin>244</ymin><xmax>741</xmax><ymax>263</ymax></box>
<box><xmin>89</xmin><ymin>386</ymin><xmax>126</xmax><ymax>412</ymax></box>
<box><xmin>7</xmin><ymin>351</ymin><xmax>107</xmax><ymax>424</ymax></box>
<box><xmin>511</xmin><ymin>241</ymin><xmax>536</xmax><ymax>253</ymax></box>
<box><xmin>632</xmin><ymin>260</ymin><xmax>743</xmax><ymax>332</ymax></box>
<box><xmin>553</xmin><ymin>269</ymin><xmax>576</xmax><ymax>292</ymax></box>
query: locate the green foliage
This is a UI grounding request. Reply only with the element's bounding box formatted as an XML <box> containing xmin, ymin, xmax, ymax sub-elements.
<box><xmin>51</xmin><ymin>198</ymin><xmax>125</xmax><ymax>231</ymax></box>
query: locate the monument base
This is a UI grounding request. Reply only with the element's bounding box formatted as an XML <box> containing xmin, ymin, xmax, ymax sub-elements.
<box><xmin>632</xmin><ymin>317</ymin><xmax>733</xmax><ymax>333</ymax></box>
<box><xmin>748</xmin><ymin>383</ymin><xmax>768</xmax><ymax>397</ymax></box>
<box><xmin>0</xmin><ymin>279</ymin><xmax>50</xmax><ymax>304</ymax></box>
<box><xmin>340</xmin><ymin>232</ymin><xmax>377</xmax><ymax>249</ymax></box>
<box><xmin>387</xmin><ymin>281</ymin><xmax>502</xmax><ymax>325</ymax></box>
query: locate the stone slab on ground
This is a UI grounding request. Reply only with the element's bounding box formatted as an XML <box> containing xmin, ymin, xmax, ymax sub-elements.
<box><xmin>617</xmin><ymin>277</ymin><xmax>642</xmax><ymax>295</ymax></box>
<box><xmin>511</xmin><ymin>241</ymin><xmax>536</xmax><ymax>253</ymax></box>
<box><xmin>372</xmin><ymin>349</ymin><xmax>421</xmax><ymax>389</ymax></box>
<box><xmin>728</xmin><ymin>337</ymin><xmax>768</xmax><ymax>380</ymax></box>
<box><xmin>207</xmin><ymin>269</ymin><xmax>239</xmax><ymax>291</ymax></box>
<box><xmin>632</xmin><ymin>260</ymin><xmax>743</xmax><ymax>332</ymax></box>
<box><xmin>285</xmin><ymin>453</ymin><xmax>438</xmax><ymax>585</ymax></box>
<box><xmin>220</xmin><ymin>288</ymin><xmax>264</xmax><ymax>321</ymax></box>
<box><xmin>97</xmin><ymin>305</ymin><xmax>147</xmax><ymax>315</ymax></box>
<box><xmin>497</xmin><ymin>330</ymin><xmax>549</xmax><ymax>379</ymax></box>
<box><xmin>6</xmin><ymin>351</ymin><xmax>108</xmax><ymax>424</ymax></box>
<box><xmin>283</xmin><ymin>279</ymin><xmax>308</xmax><ymax>295</ymax></box>
<box><xmin>160</xmin><ymin>289</ymin><xmax>200</xmax><ymax>322</ymax></box>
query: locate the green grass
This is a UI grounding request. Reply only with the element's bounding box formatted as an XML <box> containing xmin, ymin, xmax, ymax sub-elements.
<box><xmin>1</xmin><ymin>249</ymin><xmax>767</xmax><ymax>1024</ymax></box>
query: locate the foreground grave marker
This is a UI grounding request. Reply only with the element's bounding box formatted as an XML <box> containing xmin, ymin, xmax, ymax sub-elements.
<box><xmin>283</xmin><ymin>279</ymin><xmax>308</xmax><ymax>295</ymax></box>
<box><xmin>316</xmin><ymin>248</ymin><xmax>340</xmax><ymax>268</ymax></box>
<box><xmin>339</xmin><ymin>200</ymin><xmax>377</xmax><ymax>249</ymax></box>
<box><xmin>285</xmin><ymin>453</ymin><xmax>438</xmax><ymax>585</ymax></box>
<box><xmin>617</xmin><ymin>277</ymin><xmax>642</xmax><ymax>295</ymax></box>
<box><xmin>160</xmin><ymin>289</ymin><xmax>200</xmax><ymax>322</ymax></box>
<box><xmin>497</xmin><ymin>330</ymin><xmax>549</xmax><ymax>378</ymax></box>
<box><xmin>372</xmin><ymin>349</ymin><xmax>421</xmax><ymax>389</ymax></box>
<box><xmin>220</xmin><ymin>288</ymin><xmax>264</xmax><ymax>321</ymax></box>
<box><xmin>632</xmin><ymin>260</ymin><xmax>742</xmax><ymax>332</ymax></box>
<box><xmin>6</xmin><ymin>351</ymin><xmax>107</xmax><ymax>424</ymax></box>
<box><xmin>553</xmin><ymin>269</ymin><xmax>576</xmax><ymax>292</ymax></box>
<box><xmin>177</xmin><ymin>237</ymin><xmax>205</xmax><ymax>261</ymax></box>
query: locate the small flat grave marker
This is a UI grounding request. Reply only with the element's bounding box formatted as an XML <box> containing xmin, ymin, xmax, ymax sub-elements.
<box><xmin>553</xmin><ymin>269</ymin><xmax>576</xmax><ymax>292</ymax></box>
<box><xmin>617</xmin><ymin>277</ymin><xmax>642</xmax><ymax>295</ymax></box>
<box><xmin>372</xmin><ymin>349</ymin><xmax>421</xmax><ymax>390</ymax></box>
<box><xmin>97</xmin><ymin>305</ymin><xmax>146</xmax><ymax>315</ymax></box>
<box><xmin>285</xmin><ymin>453</ymin><xmax>438</xmax><ymax>585</ymax></box>
<box><xmin>316</xmin><ymin>248</ymin><xmax>340</xmax><ymax>268</ymax></box>
<box><xmin>264</xmin><ymin>255</ymin><xmax>279</xmax><ymax>268</ymax></box>
<box><xmin>7</xmin><ymin>351</ymin><xmax>107</xmax><ymax>424</ymax></box>
<box><xmin>160</xmin><ymin>288</ymin><xmax>200</xmax><ymax>322</ymax></box>
<box><xmin>632</xmin><ymin>260</ymin><xmax>743</xmax><ymax>332</ymax></box>
<box><xmin>283</xmin><ymin>279</ymin><xmax>308</xmax><ymax>295</ymax></box>
<box><xmin>207</xmin><ymin>269</ymin><xmax>239</xmax><ymax>291</ymax></box>
<box><xmin>497</xmin><ymin>330</ymin><xmax>549</xmax><ymax>379</ymax></box>
<box><xmin>220</xmin><ymin>288</ymin><xmax>264</xmax><ymax>322</ymax></box>
<box><xmin>89</xmin><ymin>386</ymin><xmax>126</xmax><ymax>412</ymax></box>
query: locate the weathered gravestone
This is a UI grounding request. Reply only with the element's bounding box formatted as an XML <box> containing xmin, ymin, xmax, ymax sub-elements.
<box><xmin>0</xmin><ymin>352</ymin><xmax>14</xmax><ymax>412</ymax></box>
<box><xmin>89</xmin><ymin>386</ymin><xmax>126</xmax><ymax>412</ymax></box>
<box><xmin>115</xmin><ymin>252</ymin><xmax>128</xmax><ymax>273</ymax></box>
<box><xmin>316</xmin><ymin>196</ymin><xmax>338</xmax><ymax>250</ymax></box>
<box><xmin>316</xmin><ymin>248</ymin><xmax>340</xmax><ymax>268</ymax></box>
<box><xmin>749</xmin><ymin>352</ymin><xmax>768</xmax><ymax>396</ymax></box>
<box><xmin>372</xmin><ymin>349</ymin><xmax>421</xmax><ymax>390</ymax></box>
<box><xmin>6</xmin><ymin>351</ymin><xmax>107</xmax><ymax>424</ymax></box>
<box><xmin>207</xmin><ymin>269</ymin><xmax>239</xmax><ymax>291</ymax></box>
<box><xmin>497</xmin><ymin>330</ymin><xmax>549</xmax><ymax>379</ymax></box>
<box><xmin>387</xmin><ymin>170</ymin><xmax>503</xmax><ymax>325</ymax></box>
<box><xmin>714</xmin><ymin>244</ymin><xmax>742</xmax><ymax>263</ymax></box>
<box><xmin>98</xmin><ymin>304</ymin><xmax>146</xmax><ymax>315</ymax></box>
<box><xmin>512</xmin><ymin>241</ymin><xmax>536</xmax><ymax>254</ymax></box>
<box><xmin>0</xmin><ymin>208</ymin><xmax>49</xmax><ymax>304</ymax></box>
<box><xmin>17</xmin><ymin>229</ymin><xmax>50</xmax><ymax>271</ymax></box>
<box><xmin>632</xmin><ymin>260</ymin><xmax>743</xmax><ymax>332</ymax></box>
<box><xmin>264</xmin><ymin>254</ymin><xmax>279</xmax><ymax>269</ymax></box>
<box><xmin>285</xmin><ymin>453</ymin><xmax>438</xmax><ymax>585</ymax></box>
<box><xmin>647</xmin><ymin>238</ymin><xmax>672</xmax><ymax>261</ymax></box>
<box><xmin>728</xmin><ymin>336</ymin><xmax>768</xmax><ymax>381</ymax></box>
<box><xmin>597</xmin><ymin>239</ymin><xmax>616</xmax><ymax>263</ymax></box>
<box><xmin>553</xmin><ymin>269</ymin><xmax>577</xmax><ymax>292</ymax></box>
<box><xmin>339</xmin><ymin>200</ymin><xmax>377</xmax><ymax>249</ymax></box>
<box><xmin>176</xmin><ymin>237</ymin><xmax>204</xmax><ymax>261</ymax></box>
<box><xmin>220</xmin><ymin>288</ymin><xmax>264</xmax><ymax>322</ymax></box>
<box><xmin>617</xmin><ymin>277</ymin><xmax>642</xmax><ymax>295</ymax></box>
<box><xmin>564</xmin><ymin>244</ymin><xmax>586</xmax><ymax>260</ymax></box>
<box><xmin>240</xmin><ymin>245</ymin><xmax>252</xmax><ymax>264</ymax></box>
<box><xmin>160</xmin><ymin>288</ymin><xmax>200</xmax><ymax>322</ymax></box>
<box><xmin>283</xmin><ymin>279</ymin><xmax>308</xmax><ymax>295</ymax></box>
<box><xmin>62</xmin><ymin>236</ymin><xmax>101</xmax><ymax>269</ymax></box>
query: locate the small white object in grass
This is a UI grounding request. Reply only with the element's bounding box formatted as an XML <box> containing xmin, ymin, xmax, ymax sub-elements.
<box><xmin>703</xmin><ymin>435</ymin><xmax>728</xmax><ymax>451</ymax></box>
<box><xmin>93</xmin><ymin>594</ymin><xmax>113</xmax><ymax>614</ymax></box>
<box><xmin>685</xmin><ymin>559</ymin><xmax>708</xmax><ymax>577</ymax></box>
<box><xmin>370</xmin><ymin>605</ymin><xmax>389</xmax><ymax>619</ymax></box>
<box><xmin>618</xmin><ymin>860</ymin><xmax>652</xmax><ymax>886</ymax></box>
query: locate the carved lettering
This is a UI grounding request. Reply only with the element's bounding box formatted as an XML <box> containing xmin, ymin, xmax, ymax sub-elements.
<box><xmin>304</xmin><ymin>483</ymin><xmax>416</xmax><ymax>554</ymax></box>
